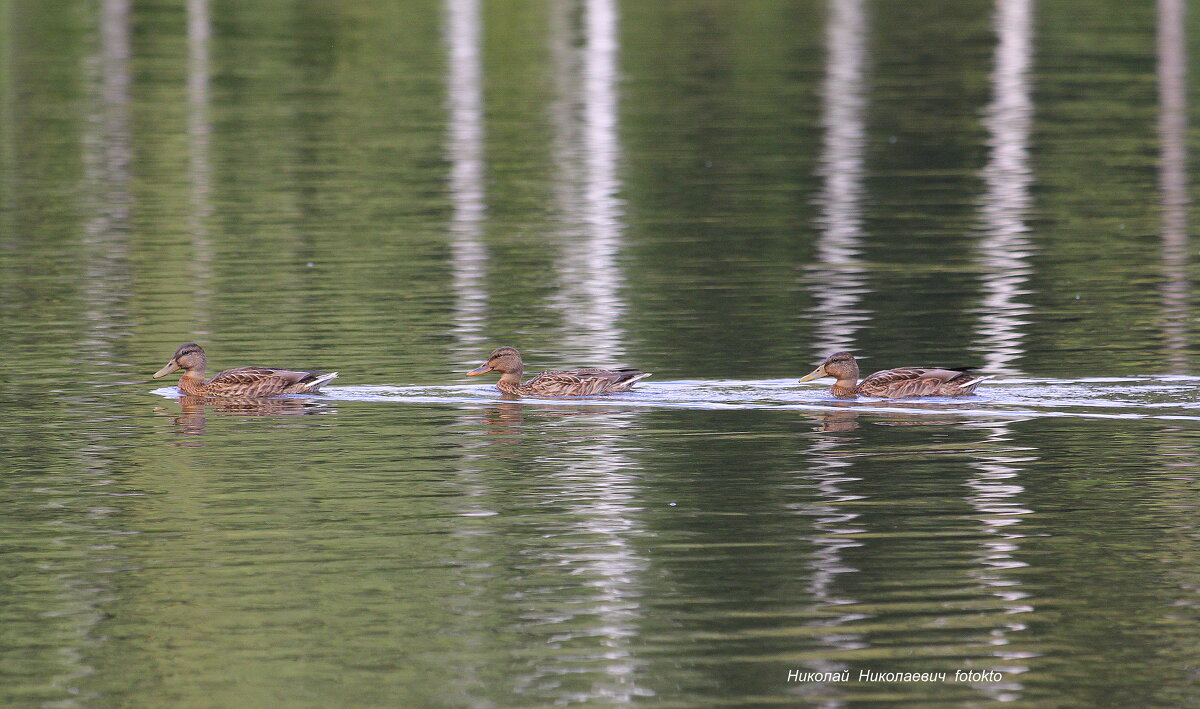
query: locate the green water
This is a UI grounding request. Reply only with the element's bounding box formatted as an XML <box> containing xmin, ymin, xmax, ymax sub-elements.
<box><xmin>2</xmin><ymin>0</ymin><xmax>1199</xmax><ymax>707</ymax></box>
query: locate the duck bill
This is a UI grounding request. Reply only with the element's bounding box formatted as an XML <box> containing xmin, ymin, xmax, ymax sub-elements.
<box><xmin>798</xmin><ymin>364</ymin><xmax>828</xmax><ymax>383</ymax></box>
<box><xmin>466</xmin><ymin>364</ymin><xmax>491</xmax><ymax>376</ymax></box>
<box><xmin>153</xmin><ymin>360</ymin><xmax>181</xmax><ymax>379</ymax></box>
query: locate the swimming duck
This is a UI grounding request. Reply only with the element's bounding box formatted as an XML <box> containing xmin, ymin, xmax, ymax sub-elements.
<box><xmin>466</xmin><ymin>346</ymin><xmax>650</xmax><ymax>397</ymax></box>
<box><xmin>152</xmin><ymin>343</ymin><xmax>338</xmax><ymax>398</ymax></box>
<box><xmin>798</xmin><ymin>351</ymin><xmax>990</xmax><ymax>399</ymax></box>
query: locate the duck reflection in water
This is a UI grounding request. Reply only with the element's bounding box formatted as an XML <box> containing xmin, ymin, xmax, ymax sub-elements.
<box><xmin>157</xmin><ymin>395</ymin><xmax>334</xmax><ymax>443</ymax></box>
<box><xmin>481</xmin><ymin>398</ymin><xmax>525</xmax><ymax>437</ymax></box>
<box><xmin>809</xmin><ymin>405</ymin><xmax>987</xmax><ymax>435</ymax></box>
<box><xmin>815</xmin><ymin>408</ymin><xmax>861</xmax><ymax>433</ymax></box>
<box><xmin>473</xmin><ymin>399</ymin><xmax>642</xmax><ymax>442</ymax></box>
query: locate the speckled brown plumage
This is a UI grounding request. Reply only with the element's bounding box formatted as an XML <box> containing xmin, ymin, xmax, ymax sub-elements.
<box><xmin>466</xmin><ymin>346</ymin><xmax>650</xmax><ymax>397</ymax></box>
<box><xmin>799</xmin><ymin>351</ymin><xmax>990</xmax><ymax>399</ymax></box>
<box><xmin>153</xmin><ymin>343</ymin><xmax>337</xmax><ymax>398</ymax></box>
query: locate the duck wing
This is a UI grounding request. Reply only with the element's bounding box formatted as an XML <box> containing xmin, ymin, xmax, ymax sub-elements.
<box><xmin>858</xmin><ymin>366</ymin><xmax>980</xmax><ymax>398</ymax></box>
<box><xmin>207</xmin><ymin>367</ymin><xmax>337</xmax><ymax>397</ymax></box>
<box><xmin>522</xmin><ymin>368</ymin><xmax>651</xmax><ymax>397</ymax></box>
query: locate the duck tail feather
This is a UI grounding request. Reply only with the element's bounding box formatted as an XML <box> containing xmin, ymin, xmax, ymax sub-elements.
<box><xmin>957</xmin><ymin>375</ymin><xmax>992</xmax><ymax>389</ymax></box>
<box><xmin>306</xmin><ymin>372</ymin><xmax>339</xmax><ymax>391</ymax></box>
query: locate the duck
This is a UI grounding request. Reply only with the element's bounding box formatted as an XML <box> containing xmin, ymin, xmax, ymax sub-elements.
<box><xmin>152</xmin><ymin>343</ymin><xmax>338</xmax><ymax>398</ymax></box>
<box><xmin>466</xmin><ymin>346</ymin><xmax>650</xmax><ymax>397</ymax></box>
<box><xmin>798</xmin><ymin>351</ymin><xmax>990</xmax><ymax>399</ymax></box>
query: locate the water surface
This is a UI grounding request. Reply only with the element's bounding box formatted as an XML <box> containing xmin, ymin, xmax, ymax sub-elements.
<box><xmin>2</xmin><ymin>0</ymin><xmax>1198</xmax><ymax>707</ymax></box>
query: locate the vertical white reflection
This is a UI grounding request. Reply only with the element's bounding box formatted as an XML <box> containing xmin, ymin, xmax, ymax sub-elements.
<box><xmin>963</xmin><ymin>421</ymin><xmax>1036</xmax><ymax>701</ymax></box>
<box><xmin>509</xmin><ymin>413</ymin><xmax>651</xmax><ymax>705</ymax></box>
<box><xmin>81</xmin><ymin>0</ymin><xmax>132</xmax><ymax>354</ymax></box>
<box><xmin>549</xmin><ymin>0</ymin><xmax>626</xmax><ymax>361</ymax></box>
<box><xmin>1158</xmin><ymin>0</ymin><xmax>1189</xmax><ymax>372</ymax></box>
<box><xmin>790</xmin><ymin>4</ymin><xmax>873</xmax><ymax>684</ymax></box>
<box><xmin>975</xmin><ymin>0</ymin><xmax>1035</xmax><ymax>375</ymax></box>
<box><xmin>786</xmin><ymin>431</ymin><xmax>867</xmax><ymax>696</ymax></box>
<box><xmin>513</xmin><ymin>6</ymin><xmax>648</xmax><ymax>702</ymax></box>
<box><xmin>809</xmin><ymin>0</ymin><xmax>870</xmax><ymax>356</ymax></box>
<box><xmin>444</xmin><ymin>0</ymin><xmax>489</xmax><ymax>353</ymax></box>
<box><xmin>967</xmin><ymin>7</ymin><xmax>1037</xmax><ymax>690</ymax></box>
<box><xmin>84</xmin><ymin>0</ymin><xmax>132</xmax><ymax>239</ymax></box>
<box><xmin>188</xmin><ymin>0</ymin><xmax>213</xmax><ymax>335</ymax></box>
<box><xmin>443</xmin><ymin>8</ymin><xmax>503</xmax><ymax>703</ymax></box>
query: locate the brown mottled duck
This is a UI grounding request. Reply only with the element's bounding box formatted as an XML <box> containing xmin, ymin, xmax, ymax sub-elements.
<box><xmin>152</xmin><ymin>343</ymin><xmax>338</xmax><ymax>398</ymax></box>
<box><xmin>466</xmin><ymin>346</ymin><xmax>650</xmax><ymax>397</ymax></box>
<box><xmin>798</xmin><ymin>351</ymin><xmax>990</xmax><ymax>399</ymax></box>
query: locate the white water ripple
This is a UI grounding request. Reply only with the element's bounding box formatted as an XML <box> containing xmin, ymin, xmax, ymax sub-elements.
<box><xmin>152</xmin><ymin>376</ymin><xmax>1200</xmax><ymax>422</ymax></box>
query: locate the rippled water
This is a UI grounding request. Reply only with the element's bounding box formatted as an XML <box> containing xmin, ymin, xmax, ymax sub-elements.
<box><xmin>3</xmin><ymin>0</ymin><xmax>1200</xmax><ymax>707</ymax></box>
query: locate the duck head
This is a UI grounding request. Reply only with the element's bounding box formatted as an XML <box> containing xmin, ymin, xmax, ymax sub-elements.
<box><xmin>154</xmin><ymin>343</ymin><xmax>207</xmax><ymax>379</ymax></box>
<box><xmin>467</xmin><ymin>346</ymin><xmax>525</xmax><ymax>378</ymax></box>
<box><xmin>798</xmin><ymin>351</ymin><xmax>860</xmax><ymax>384</ymax></box>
